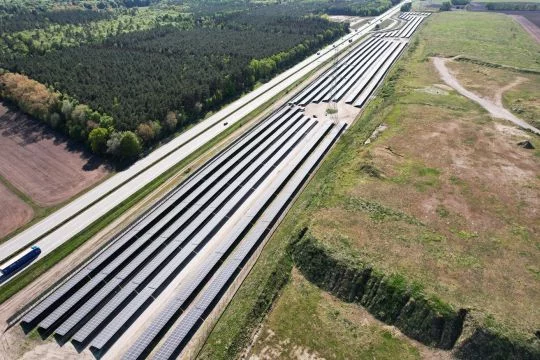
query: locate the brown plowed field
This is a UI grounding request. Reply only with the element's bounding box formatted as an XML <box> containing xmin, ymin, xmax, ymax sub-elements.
<box><xmin>0</xmin><ymin>103</ymin><xmax>110</xmax><ymax>207</ymax></box>
<box><xmin>0</xmin><ymin>182</ymin><xmax>33</xmax><ymax>238</ymax></box>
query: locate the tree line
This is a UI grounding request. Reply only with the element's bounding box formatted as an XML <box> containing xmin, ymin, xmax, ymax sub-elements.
<box><xmin>0</xmin><ymin>8</ymin><xmax>115</xmax><ymax>33</ymax></box>
<box><xmin>486</xmin><ymin>2</ymin><xmax>538</xmax><ymax>10</ymax></box>
<box><xmin>0</xmin><ymin>71</ymin><xmax>142</xmax><ymax>159</ymax></box>
<box><xmin>0</xmin><ymin>8</ymin><xmax>193</xmax><ymax>56</ymax></box>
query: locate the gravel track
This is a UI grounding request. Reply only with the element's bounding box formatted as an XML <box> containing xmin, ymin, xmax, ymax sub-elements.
<box><xmin>432</xmin><ymin>57</ymin><xmax>540</xmax><ymax>135</ymax></box>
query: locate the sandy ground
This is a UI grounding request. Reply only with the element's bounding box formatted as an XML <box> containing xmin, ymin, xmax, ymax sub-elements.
<box><xmin>0</xmin><ymin>182</ymin><xmax>33</xmax><ymax>238</ymax></box>
<box><xmin>0</xmin><ymin>326</ymin><xmax>91</xmax><ymax>360</ymax></box>
<box><xmin>0</xmin><ymin>103</ymin><xmax>110</xmax><ymax>207</ymax></box>
<box><xmin>511</xmin><ymin>14</ymin><xmax>540</xmax><ymax>44</ymax></box>
<box><xmin>431</xmin><ymin>57</ymin><xmax>540</xmax><ymax>135</ymax></box>
<box><xmin>303</xmin><ymin>102</ymin><xmax>360</xmax><ymax>125</ymax></box>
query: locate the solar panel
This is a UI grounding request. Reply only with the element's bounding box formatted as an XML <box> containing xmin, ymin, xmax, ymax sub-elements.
<box><xmin>21</xmin><ymin>267</ymin><xmax>92</xmax><ymax>326</ymax></box>
<box><xmin>71</xmin><ymin>280</ymin><xmax>139</xmax><ymax>344</ymax></box>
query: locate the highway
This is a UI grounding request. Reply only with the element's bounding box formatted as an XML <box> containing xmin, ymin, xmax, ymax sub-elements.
<box><xmin>0</xmin><ymin>1</ymin><xmax>404</xmax><ymax>282</ymax></box>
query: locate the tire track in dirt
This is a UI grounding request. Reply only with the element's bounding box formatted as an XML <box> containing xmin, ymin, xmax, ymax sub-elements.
<box><xmin>432</xmin><ymin>57</ymin><xmax>540</xmax><ymax>135</ymax></box>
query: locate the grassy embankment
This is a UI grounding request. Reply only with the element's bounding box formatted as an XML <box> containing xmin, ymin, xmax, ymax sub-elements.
<box><xmin>200</xmin><ymin>11</ymin><xmax>540</xmax><ymax>360</ymax></box>
<box><xmin>246</xmin><ymin>269</ymin><xmax>422</xmax><ymax>359</ymax></box>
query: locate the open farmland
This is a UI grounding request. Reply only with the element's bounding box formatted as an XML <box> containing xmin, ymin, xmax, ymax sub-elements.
<box><xmin>0</xmin><ymin>103</ymin><xmax>109</xmax><ymax>208</ymax></box>
<box><xmin>201</xmin><ymin>10</ymin><xmax>540</xmax><ymax>360</ymax></box>
<box><xmin>0</xmin><ymin>182</ymin><xmax>33</xmax><ymax>239</ymax></box>
<box><xmin>510</xmin><ymin>13</ymin><xmax>540</xmax><ymax>42</ymax></box>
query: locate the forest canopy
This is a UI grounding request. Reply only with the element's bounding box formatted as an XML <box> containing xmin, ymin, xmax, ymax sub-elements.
<box><xmin>0</xmin><ymin>0</ymin><xmax>392</xmax><ymax>162</ymax></box>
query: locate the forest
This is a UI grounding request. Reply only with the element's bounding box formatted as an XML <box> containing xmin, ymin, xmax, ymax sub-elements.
<box><xmin>0</xmin><ymin>0</ymin><xmax>390</xmax><ymax>162</ymax></box>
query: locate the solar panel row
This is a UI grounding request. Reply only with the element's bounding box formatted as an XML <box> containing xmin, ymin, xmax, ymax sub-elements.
<box><xmin>22</xmin><ymin>107</ymin><xmax>298</xmax><ymax>331</ymax></box>
<box><xmin>374</xmin><ymin>12</ymin><xmax>430</xmax><ymax>38</ymax></box>
<box><xmin>122</xmin><ymin>121</ymin><xmax>343</xmax><ymax>360</ymax></box>
<box><xmin>81</xmin><ymin>115</ymin><xmax>315</xmax><ymax>352</ymax></box>
<box><xmin>149</xmin><ymin>122</ymin><xmax>348</xmax><ymax>360</ymax></box>
<box><xmin>22</xmin><ymin>103</ymin><xmax>330</xmax><ymax>358</ymax></box>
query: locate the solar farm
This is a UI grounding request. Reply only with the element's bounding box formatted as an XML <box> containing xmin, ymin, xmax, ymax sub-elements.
<box><xmin>295</xmin><ymin>13</ymin><xmax>429</xmax><ymax>108</ymax></box>
<box><xmin>17</xmin><ymin>12</ymin><xmax>429</xmax><ymax>359</ymax></box>
<box><xmin>375</xmin><ymin>12</ymin><xmax>430</xmax><ymax>38</ymax></box>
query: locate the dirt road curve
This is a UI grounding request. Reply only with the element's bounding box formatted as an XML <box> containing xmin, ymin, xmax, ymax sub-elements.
<box><xmin>432</xmin><ymin>57</ymin><xmax>540</xmax><ymax>135</ymax></box>
<box><xmin>511</xmin><ymin>15</ymin><xmax>540</xmax><ymax>44</ymax></box>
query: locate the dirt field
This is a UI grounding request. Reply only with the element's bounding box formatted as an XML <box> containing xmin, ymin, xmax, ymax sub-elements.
<box><xmin>0</xmin><ymin>182</ymin><xmax>33</xmax><ymax>238</ymax></box>
<box><xmin>0</xmin><ymin>103</ymin><xmax>110</xmax><ymax>207</ymax></box>
<box><xmin>304</xmin><ymin>30</ymin><xmax>540</xmax><ymax>336</ymax></box>
<box><xmin>498</xmin><ymin>10</ymin><xmax>540</xmax><ymax>27</ymax></box>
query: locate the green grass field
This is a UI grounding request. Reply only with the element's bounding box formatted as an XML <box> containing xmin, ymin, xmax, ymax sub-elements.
<box><xmin>421</xmin><ymin>12</ymin><xmax>540</xmax><ymax>70</ymax></box>
<box><xmin>246</xmin><ymin>270</ymin><xmax>422</xmax><ymax>360</ymax></box>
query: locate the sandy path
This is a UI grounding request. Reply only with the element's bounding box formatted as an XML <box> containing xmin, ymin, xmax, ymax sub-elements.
<box><xmin>511</xmin><ymin>15</ymin><xmax>540</xmax><ymax>44</ymax></box>
<box><xmin>432</xmin><ymin>57</ymin><xmax>540</xmax><ymax>135</ymax></box>
<box><xmin>494</xmin><ymin>77</ymin><xmax>527</xmax><ymax>107</ymax></box>
<box><xmin>0</xmin><ymin>183</ymin><xmax>34</xmax><ymax>238</ymax></box>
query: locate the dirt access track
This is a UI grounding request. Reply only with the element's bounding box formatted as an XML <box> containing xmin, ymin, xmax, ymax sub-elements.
<box><xmin>0</xmin><ymin>103</ymin><xmax>110</xmax><ymax>209</ymax></box>
<box><xmin>511</xmin><ymin>14</ymin><xmax>540</xmax><ymax>44</ymax></box>
<box><xmin>432</xmin><ymin>57</ymin><xmax>540</xmax><ymax>135</ymax></box>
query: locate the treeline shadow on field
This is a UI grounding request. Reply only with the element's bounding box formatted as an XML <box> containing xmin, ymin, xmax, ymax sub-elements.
<box><xmin>0</xmin><ymin>101</ymin><xmax>113</xmax><ymax>172</ymax></box>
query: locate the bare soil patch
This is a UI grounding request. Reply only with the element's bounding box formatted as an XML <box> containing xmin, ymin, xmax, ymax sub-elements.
<box><xmin>0</xmin><ymin>103</ymin><xmax>110</xmax><ymax>207</ymax></box>
<box><xmin>303</xmin><ymin>101</ymin><xmax>360</xmax><ymax>125</ymax></box>
<box><xmin>0</xmin><ymin>326</ymin><xmax>93</xmax><ymax>360</ymax></box>
<box><xmin>0</xmin><ymin>182</ymin><xmax>33</xmax><ymax>238</ymax></box>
